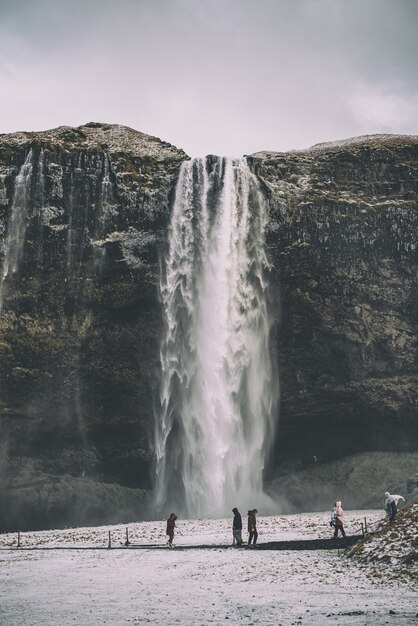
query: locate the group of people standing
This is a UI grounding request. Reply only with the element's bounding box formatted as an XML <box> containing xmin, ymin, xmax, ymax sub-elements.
<box><xmin>165</xmin><ymin>508</ymin><xmax>258</xmax><ymax>548</ymax></box>
<box><xmin>232</xmin><ymin>507</ymin><xmax>258</xmax><ymax>547</ymax></box>
<box><xmin>166</xmin><ymin>491</ymin><xmax>405</xmax><ymax>548</ymax></box>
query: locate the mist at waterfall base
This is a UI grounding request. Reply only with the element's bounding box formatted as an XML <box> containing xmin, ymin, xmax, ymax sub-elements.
<box><xmin>155</xmin><ymin>157</ymin><xmax>279</xmax><ymax>519</ymax></box>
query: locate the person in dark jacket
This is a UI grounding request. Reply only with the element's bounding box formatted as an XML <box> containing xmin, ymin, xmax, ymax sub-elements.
<box><xmin>232</xmin><ymin>507</ymin><xmax>243</xmax><ymax>546</ymax></box>
<box><xmin>247</xmin><ymin>509</ymin><xmax>258</xmax><ymax>546</ymax></box>
<box><xmin>166</xmin><ymin>513</ymin><xmax>177</xmax><ymax>548</ymax></box>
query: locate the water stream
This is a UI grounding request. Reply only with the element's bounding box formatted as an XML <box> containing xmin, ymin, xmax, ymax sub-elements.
<box><xmin>155</xmin><ymin>157</ymin><xmax>278</xmax><ymax>518</ymax></box>
<box><xmin>0</xmin><ymin>149</ymin><xmax>33</xmax><ymax>310</ymax></box>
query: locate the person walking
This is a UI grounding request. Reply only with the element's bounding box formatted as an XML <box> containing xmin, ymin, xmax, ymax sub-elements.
<box><xmin>247</xmin><ymin>509</ymin><xmax>258</xmax><ymax>546</ymax></box>
<box><xmin>232</xmin><ymin>508</ymin><xmax>243</xmax><ymax>546</ymax></box>
<box><xmin>166</xmin><ymin>512</ymin><xmax>177</xmax><ymax>548</ymax></box>
<box><xmin>384</xmin><ymin>492</ymin><xmax>405</xmax><ymax>523</ymax></box>
<box><xmin>331</xmin><ymin>501</ymin><xmax>346</xmax><ymax>538</ymax></box>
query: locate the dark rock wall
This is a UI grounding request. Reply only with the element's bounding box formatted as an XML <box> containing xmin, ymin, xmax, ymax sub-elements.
<box><xmin>0</xmin><ymin>124</ymin><xmax>187</xmax><ymax>528</ymax></box>
<box><xmin>248</xmin><ymin>135</ymin><xmax>418</xmax><ymax>469</ymax></box>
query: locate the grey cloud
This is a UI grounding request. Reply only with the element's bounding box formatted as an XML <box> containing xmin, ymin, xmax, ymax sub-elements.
<box><xmin>0</xmin><ymin>0</ymin><xmax>417</xmax><ymax>156</ymax></box>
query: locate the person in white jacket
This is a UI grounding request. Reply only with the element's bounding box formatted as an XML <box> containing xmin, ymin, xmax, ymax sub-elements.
<box><xmin>330</xmin><ymin>501</ymin><xmax>346</xmax><ymax>538</ymax></box>
<box><xmin>384</xmin><ymin>492</ymin><xmax>405</xmax><ymax>523</ymax></box>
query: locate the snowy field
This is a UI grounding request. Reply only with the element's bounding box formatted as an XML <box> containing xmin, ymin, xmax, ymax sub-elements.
<box><xmin>1</xmin><ymin>510</ymin><xmax>417</xmax><ymax>625</ymax></box>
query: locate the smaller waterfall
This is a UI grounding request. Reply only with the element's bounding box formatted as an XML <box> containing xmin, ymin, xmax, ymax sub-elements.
<box><xmin>93</xmin><ymin>153</ymin><xmax>116</xmax><ymax>272</ymax></box>
<box><xmin>66</xmin><ymin>152</ymin><xmax>85</xmax><ymax>273</ymax></box>
<box><xmin>99</xmin><ymin>153</ymin><xmax>115</xmax><ymax>232</ymax></box>
<box><xmin>0</xmin><ymin>149</ymin><xmax>33</xmax><ymax>310</ymax></box>
<box><xmin>35</xmin><ymin>148</ymin><xmax>45</xmax><ymax>204</ymax></box>
<box><xmin>155</xmin><ymin>157</ymin><xmax>278</xmax><ymax>518</ymax></box>
<box><xmin>34</xmin><ymin>148</ymin><xmax>46</xmax><ymax>266</ymax></box>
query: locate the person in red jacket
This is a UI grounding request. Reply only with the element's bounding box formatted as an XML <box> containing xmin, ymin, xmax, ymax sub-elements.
<box><xmin>247</xmin><ymin>509</ymin><xmax>258</xmax><ymax>546</ymax></box>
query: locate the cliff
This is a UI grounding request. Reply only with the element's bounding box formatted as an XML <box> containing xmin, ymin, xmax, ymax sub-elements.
<box><xmin>0</xmin><ymin>123</ymin><xmax>187</xmax><ymax>529</ymax></box>
<box><xmin>0</xmin><ymin>125</ymin><xmax>417</xmax><ymax>528</ymax></box>
<box><xmin>248</xmin><ymin>135</ymin><xmax>418</xmax><ymax>478</ymax></box>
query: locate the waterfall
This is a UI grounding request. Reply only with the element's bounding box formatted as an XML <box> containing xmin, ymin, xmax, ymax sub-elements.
<box><xmin>94</xmin><ymin>153</ymin><xmax>115</xmax><ymax>270</ymax></box>
<box><xmin>0</xmin><ymin>149</ymin><xmax>33</xmax><ymax>310</ymax></box>
<box><xmin>155</xmin><ymin>157</ymin><xmax>278</xmax><ymax>518</ymax></box>
<box><xmin>99</xmin><ymin>152</ymin><xmax>115</xmax><ymax>233</ymax></box>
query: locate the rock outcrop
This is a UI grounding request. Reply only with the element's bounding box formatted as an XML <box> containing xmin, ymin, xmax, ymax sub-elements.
<box><xmin>1</xmin><ymin>125</ymin><xmax>417</xmax><ymax>529</ymax></box>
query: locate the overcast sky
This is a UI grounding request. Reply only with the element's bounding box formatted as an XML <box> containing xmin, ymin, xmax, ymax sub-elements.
<box><xmin>1</xmin><ymin>0</ymin><xmax>417</xmax><ymax>156</ymax></box>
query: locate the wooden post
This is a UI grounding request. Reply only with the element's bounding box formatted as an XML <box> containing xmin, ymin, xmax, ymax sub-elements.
<box><xmin>17</xmin><ymin>531</ymin><xmax>21</xmax><ymax>548</ymax></box>
<box><xmin>107</xmin><ymin>531</ymin><xmax>112</xmax><ymax>549</ymax></box>
<box><xmin>360</xmin><ymin>522</ymin><xmax>364</xmax><ymax>537</ymax></box>
<box><xmin>364</xmin><ymin>517</ymin><xmax>368</xmax><ymax>534</ymax></box>
<box><xmin>125</xmin><ymin>527</ymin><xmax>130</xmax><ymax>546</ymax></box>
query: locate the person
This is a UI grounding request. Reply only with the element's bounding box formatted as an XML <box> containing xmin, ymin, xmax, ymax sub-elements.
<box><xmin>384</xmin><ymin>492</ymin><xmax>405</xmax><ymax>523</ymax></box>
<box><xmin>248</xmin><ymin>509</ymin><xmax>258</xmax><ymax>546</ymax></box>
<box><xmin>232</xmin><ymin>507</ymin><xmax>243</xmax><ymax>546</ymax></box>
<box><xmin>166</xmin><ymin>512</ymin><xmax>177</xmax><ymax>548</ymax></box>
<box><xmin>330</xmin><ymin>501</ymin><xmax>346</xmax><ymax>538</ymax></box>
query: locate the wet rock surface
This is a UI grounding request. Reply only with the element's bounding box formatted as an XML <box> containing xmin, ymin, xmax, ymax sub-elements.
<box><xmin>248</xmin><ymin>135</ymin><xmax>418</xmax><ymax>469</ymax></box>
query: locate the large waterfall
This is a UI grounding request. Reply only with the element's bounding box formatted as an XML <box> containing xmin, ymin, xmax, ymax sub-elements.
<box><xmin>155</xmin><ymin>157</ymin><xmax>278</xmax><ymax>518</ymax></box>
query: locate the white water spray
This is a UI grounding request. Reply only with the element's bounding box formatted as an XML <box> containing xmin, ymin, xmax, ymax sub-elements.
<box><xmin>155</xmin><ymin>157</ymin><xmax>278</xmax><ymax>518</ymax></box>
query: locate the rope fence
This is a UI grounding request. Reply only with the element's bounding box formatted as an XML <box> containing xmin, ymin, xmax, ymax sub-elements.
<box><xmin>0</xmin><ymin>516</ymin><xmax>375</xmax><ymax>552</ymax></box>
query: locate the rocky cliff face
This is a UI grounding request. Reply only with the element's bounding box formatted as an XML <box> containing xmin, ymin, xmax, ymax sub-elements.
<box><xmin>248</xmin><ymin>135</ymin><xmax>418</xmax><ymax>473</ymax></box>
<box><xmin>0</xmin><ymin>123</ymin><xmax>187</xmax><ymax>529</ymax></box>
<box><xmin>0</xmin><ymin>125</ymin><xmax>417</xmax><ymax>529</ymax></box>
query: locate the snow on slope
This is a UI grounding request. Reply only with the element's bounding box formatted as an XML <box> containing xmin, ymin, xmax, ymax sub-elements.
<box><xmin>348</xmin><ymin>503</ymin><xmax>418</xmax><ymax>574</ymax></box>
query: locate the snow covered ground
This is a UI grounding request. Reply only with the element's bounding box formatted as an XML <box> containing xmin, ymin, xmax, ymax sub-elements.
<box><xmin>1</xmin><ymin>510</ymin><xmax>417</xmax><ymax>625</ymax></box>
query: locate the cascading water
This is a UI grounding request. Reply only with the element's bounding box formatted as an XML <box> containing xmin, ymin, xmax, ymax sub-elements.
<box><xmin>155</xmin><ymin>157</ymin><xmax>278</xmax><ymax>518</ymax></box>
<box><xmin>92</xmin><ymin>153</ymin><xmax>115</xmax><ymax>272</ymax></box>
<box><xmin>0</xmin><ymin>149</ymin><xmax>33</xmax><ymax>310</ymax></box>
<box><xmin>98</xmin><ymin>153</ymin><xmax>115</xmax><ymax>233</ymax></box>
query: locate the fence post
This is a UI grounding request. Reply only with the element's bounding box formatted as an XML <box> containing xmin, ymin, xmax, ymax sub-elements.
<box><xmin>17</xmin><ymin>531</ymin><xmax>21</xmax><ymax>548</ymax></box>
<box><xmin>107</xmin><ymin>531</ymin><xmax>112</xmax><ymax>549</ymax></box>
<box><xmin>364</xmin><ymin>517</ymin><xmax>368</xmax><ymax>534</ymax></box>
<box><xmin>360</xmin><ymin>522</ymin><xmax>364</xmax><ymax>537</ymax></box>
<box><xmin>125</xmin><ymin>527</ymin><xmax>130</xmax><ymax>546</ymax></box>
